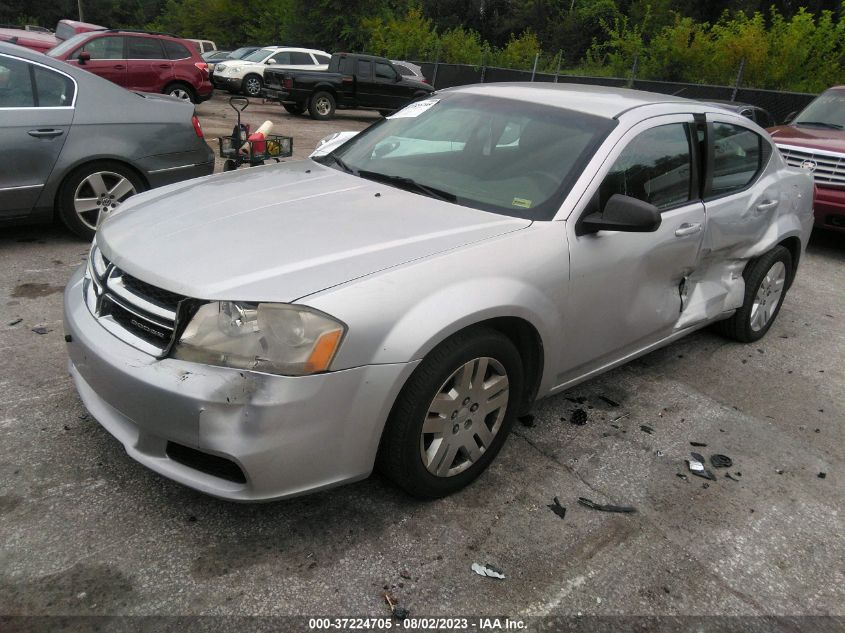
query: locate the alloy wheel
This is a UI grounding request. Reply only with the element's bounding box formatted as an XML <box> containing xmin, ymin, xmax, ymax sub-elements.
<box><xmin>750</xmin><ymin>261</ymin><xmax>786</xmax><ymax>331</ymax></box>
<box><xmin>73</xmin><ymin>171</ymin><xmax>137</xmax><ymax>230</ymax></box>
<box><xmin>169</xmin><ymin>87</ymin><xmax>191</xmax><ymax>101</ymax></box>
<box><xmin>245</xmin><ymin>78</ymin><xmax>261</xmax><ymax>96</ymax></box>
<box><xmin>315</xmin><ymin>97</ymin><xmax>332</xmax><ymax>116</ymax></box>
<box><xmin>420</xmin><ymin>357</ymin><xmax>509</xmax><ymax>477</ymax></box>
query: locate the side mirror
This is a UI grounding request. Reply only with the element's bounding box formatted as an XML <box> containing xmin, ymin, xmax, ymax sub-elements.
<box><xmin>393</xmin><ymin>73</ymin><xmax>401</xmax><ymax>82</ymax></box>
<box><xmin>578</xmin><ymin>194</ymin><xmax>661</xmax><ymax>235</ymax></box>
<box><xmin>266</xmin><ymin>59</ymin><xmax>276</xmax><ymax>65</ymax></box>
<box><xmin>784</xmin><ymin>111</ymin><xmax>797</xmax><ymax>124</ymax></box>
<box><xmin>78</xmin><ymin>51</ymin><xmax>90</xmax><ymax>64</ymax></box>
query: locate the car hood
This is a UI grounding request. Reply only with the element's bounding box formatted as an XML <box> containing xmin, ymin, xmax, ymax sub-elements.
<box><xmin>97</xmin><ymin>161</ymin><xmax>531</xmax><ymax>302</ymax></box>
<box><xmin>768</xmin><ymin>125</ymin><xmax>845</xmax><ymax>153</ymax></box>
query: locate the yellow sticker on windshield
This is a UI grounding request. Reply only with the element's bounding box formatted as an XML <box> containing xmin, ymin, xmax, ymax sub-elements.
<box><xmin>512</xmin><ymin>197</ymin><xmax>532</xmax><ymax>208</ymax></box>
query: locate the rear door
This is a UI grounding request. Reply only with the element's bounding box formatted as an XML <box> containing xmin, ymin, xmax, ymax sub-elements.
<box><xmin>354</xmin><ymin>59</ymin><xmax>377</xmax><ymax>106</ymax></box>
<box><xmin>73</xmin><ymin>35</ymin><xmax>127</xmax><ymax>86</ymax></box>
<box><xmin>126</xmin><ymin>36</ymin><xmax>172</xmax><ymax>93</ymax></box>
<box><xmin>0</xmin><ymin>54</ymin><xmax>74</xmax><ymax>218</ymax></box>
<box><xmin>373</xmin><ymin>60</ymin><xmax>405</xmax><ymax>109</ymax></box>
<box><xmin>561</xmin><ymin>115</ymin><xmax>705</xmax><ymax>380</ymax></box>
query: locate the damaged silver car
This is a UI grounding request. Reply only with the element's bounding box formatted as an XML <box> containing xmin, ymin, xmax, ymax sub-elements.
<box><xmin>63</xmin><ymin>84</ymin><xmax>813</xmax><ymax>501</ymax></box>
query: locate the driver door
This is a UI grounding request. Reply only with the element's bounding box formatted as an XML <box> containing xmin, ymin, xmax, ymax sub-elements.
<box><xmin>558</xmin><ymin>115</ymin><xmax>705</xmax><ymax>383</ymax></box>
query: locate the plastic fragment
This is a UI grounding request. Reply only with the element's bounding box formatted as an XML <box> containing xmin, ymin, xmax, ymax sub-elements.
<box><xmin>31</xmin><ymin>326</ymin><xmax>49</xmax><ymax>335</ymax></box>
<box><xmin>8</xmin><ymin>318</ymin><xmax>22</xmax><ymax>326</ymax></box>
<box><xmin>640</xmin><ymin>425</ymin><xmax>654</xmax><ymax>434</ymax></box>
<box><xmin>547</xmin><ymin>497</ymin><xmax>566</xmax><ymax>520</ymax></box>
<box><xmin>570</xmin><ymin>409</ymin><xmax>588</xmax><ymax>426</ymax></box>
<box><xmin>577</xmin><ymin>497</ymin><xmax>636</xmax><ymax>513</ymax></box>
<box><xmin>472</xmin><ymin>563</ymin><xmax>505</xmax><ymax>579</ymax></box>
<box><xmin>676</xmin><ymin>473</ymin><xmax>688</xmax><ymax>481</ymax></box>
<box><xmin>687</xmin><ymin>454</ymin><xmax>717</xmax><ymax>481</ymax></box>
<box><xmin>598</xmin><ymin>395</ymin><xmax>620</xmax><ymax>407</ymax></box>
<box><xmin>710</xmin><ymin>454</ymin><xmax>733</xmax><ymax>468</ymax></box>
<box><xmin>690</xmin><ymin>441</ymin><xmax>708</xmax><ymax>447</ymax></box>
<box><xmin>725</xmin><ymin>473</ymin><xmax>740</xmax><ymax>482</ymax></box>
<box><xmin>818</xmin><ymin>472</ymin><xmax>826</xmax><ymax>479</ymax></box>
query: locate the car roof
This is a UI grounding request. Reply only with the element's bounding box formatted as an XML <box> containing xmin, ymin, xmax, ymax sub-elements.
<box><xmin>446</xmin><ymin>82</ymin><xmax>695</xmax><ymax>119</ymax></box>
<box><xmin>262</xmin><ymin>46</ymin><xmax>328</xmax><ymax>53</ymax></box>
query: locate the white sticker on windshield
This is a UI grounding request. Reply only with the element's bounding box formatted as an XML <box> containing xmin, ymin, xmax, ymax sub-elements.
<box><xmin>388</xmin><ymin>98</ymin><xmax>440</xmax><ymax>119</ymax></box>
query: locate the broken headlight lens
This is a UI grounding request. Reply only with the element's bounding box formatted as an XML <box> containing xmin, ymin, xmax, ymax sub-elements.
<box><xmin>172</xmin><ymin>302</ymin><xmax>346</xmax><ymax>376</ymax></box>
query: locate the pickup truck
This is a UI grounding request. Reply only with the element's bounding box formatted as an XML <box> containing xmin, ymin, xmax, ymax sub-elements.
<box><xmin>262</xmin><ymin>52</ymin><xmax>434</xmax><ymax>120</ymax></box>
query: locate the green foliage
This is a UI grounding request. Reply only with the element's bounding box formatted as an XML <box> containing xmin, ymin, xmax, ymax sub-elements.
<box><xmin>490</xmin><ymin>29</ymin><xmax>541</xmax><ymax>69</ymax></box>
<box><xmin>361</xmin><ymin>6</ymin><xmax>438</xmax><ymax>59</ymax></box>
<box><xmin>437</xmin><ymin>26</ymin><xmax>486</xmax><ymax>64</ymax></box>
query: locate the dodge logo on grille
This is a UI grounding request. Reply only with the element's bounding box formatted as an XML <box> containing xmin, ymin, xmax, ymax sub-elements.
<box><xmin>800</xmin><ymin>160</ymin><xmax>817</xmax><ymax>172</ymax></box>
<box><xmin>130</xmin><ymin>318</ymin><xmax>168</xmax><ymax>340</ymax></box>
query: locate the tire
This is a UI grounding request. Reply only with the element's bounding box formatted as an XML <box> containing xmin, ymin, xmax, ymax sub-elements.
<box><xmin>378</xmin><ymin>327</ymin><xmax>524</xmax><ymax>498</ymax></box>
<box><xmin>714</xmin><ymin>245</ymin><xmax>792</xmax><ymax>343</ymax></box>
<box><xmin>308</xmin><ymin>91</ymin><xmax>336</xmax><ymax>120</ymax></box>
<box><xmin>242</xmin><ymin>74</ymin><xmax>263</xmax><ymax>97</ymax></box>
<box><xmin>57</xmin><ymin>161</ymin><xmax>146</xmax><ymax>240</ymax></box>
<box><xmin>283</xmin><ymin>102</ymin><xmax>305</xmax><ymax>115</ymax></box>
<box><xmin>164</xmin><ymin>82</ymin><xmax>196</xmax><ymax>103</ymax></box>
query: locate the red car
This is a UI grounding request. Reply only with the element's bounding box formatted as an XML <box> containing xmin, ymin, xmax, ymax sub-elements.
<box><xmin>769</xmin><ymin>86</ymin><xmax>845</xmax><ymax>233</ymax></box>
<box><xmin>0</xmin><ymin>27</ymin><xmax>59</xmax><ymax>53</ymax></box>
<box><xmin>47</xmin><ymin>29</ymin><xmax>212</xmax><ymax>103</ymax></box>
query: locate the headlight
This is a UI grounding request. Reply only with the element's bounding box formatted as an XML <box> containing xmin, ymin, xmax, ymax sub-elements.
<box><xmin>172</xmin><ymin>302</ymin><xmax>346</xmax><ymax>376</ymax></box>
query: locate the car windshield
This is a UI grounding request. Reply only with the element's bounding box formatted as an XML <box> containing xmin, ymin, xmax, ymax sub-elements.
<box><xmin>242</xmin><ymin>47</ymin><xmax>273</xmax><ymax>63</ymax></box>
<box><xmin>230</xmin><ymin>47</ymin><xmax>255</xmax><ymax>59</ymax></box>
<box><xmin>47</xmin><ymin>32</ymin><xmax>88</xmax><ymax>57</ymax></box>
<box><xmin>794</xmin><ymin>89</ymin><xmax>845</xmax><ymax>129</ymax></box>
<box><xmin>327</xmin><ymin>92</ymin><xmax>616</xmax><ymax>219</ymax></box>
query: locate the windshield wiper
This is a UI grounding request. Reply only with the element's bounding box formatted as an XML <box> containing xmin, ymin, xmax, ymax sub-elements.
<box><xmin>795</xmin><ymin>121</ymin><xmax>844</xmax><ymax>129</ymax></box>
<box><xmin>357</xmin><ymin>170</ymin><xmax>457</xmax><ymax>203</ymax></box>
<box><xmin>313</xmin><ymin>153</ymin><xmax>355</xmax><ymax>173</ymax></box>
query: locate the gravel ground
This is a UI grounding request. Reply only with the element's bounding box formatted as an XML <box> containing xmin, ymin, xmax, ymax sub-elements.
<box><xmin>0</xmin><ymin>92</ymin><xmax>842</xmax><ymax>630</ymax></box>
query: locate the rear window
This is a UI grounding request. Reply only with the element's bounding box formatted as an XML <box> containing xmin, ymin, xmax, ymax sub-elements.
<box><xmin>315</xmin><ymin>54</ymin><xmax>330</xmax><ymax>65</ymax></box>
<box><xmin>396</xmin><ymin>65</ymin><xmax>413</xmax><ymax>76</ymax></box>
<box><xmin>127</xmin><ymin>36</ymin><xmax>164</xmax><ymax>59</ymax></box>
<box><xmin>163</xmin><ymin>40</ymin><xmax>191</xmax><ymax>60</ymax></box>
<box><xmin>290</xmin><ymin>51</ymin><xmax>313</xmax><ymax>65</ymax></box>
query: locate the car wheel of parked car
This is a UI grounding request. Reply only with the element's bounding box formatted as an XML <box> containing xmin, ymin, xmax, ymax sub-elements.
<box><xmin>164</xmin><ymin>82</ymin><xmax>196</xmax><ymax>103</ymax></box>
<box><xmin>715</xmin><ymin>245</ymin><xmax>792</xmax><ymax>343</ymax></box>
<box><xmin>58</xmin><ymin>162</ymin><xmax>146</xmax><ymax>240</ymax></box>
<box><xmin>309</xmin><ymin>91</ymin><xmax>336</xmax><ymax>120</ymax></box>
<box><xmin>243</xmin><ymin>74</ymin><xmax>263</xmax><ymax>97</ymax></box>
<box><xmin>378</xmin><ymin>327</ymin><xmax>523</xmax><ymax>498</ymax></box>
<box><xmin>283</xmin><ymin>103</ymin><xmax>305</xmax><ymax>115</ymax></box>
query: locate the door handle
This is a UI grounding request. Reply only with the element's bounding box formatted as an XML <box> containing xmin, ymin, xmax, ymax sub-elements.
<box><xmin>159</xmin><ymin>64</ymin><xmax>170</xmax><ymax>69</ymax></box>
<box><xmin>113</xmin><ymin>64</ymin><xmax>126</xmax><ymax>70</ymax></box>
<box><xmin>756</xmin><ymin>199</ymin><xmax>779</xmax><ymax>212</ymax></box>
<box><xmin>675</xmin><ymin>222</ymin><xmax>702</xmax><ymax>237</ymax></box>
<box><xmin>28</xmin><ymin>129</ymin><xmax>64</xmax><ymax>139</ymax></box>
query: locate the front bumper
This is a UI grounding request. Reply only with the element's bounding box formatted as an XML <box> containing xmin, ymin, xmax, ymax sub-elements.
<box><xmin>63</xmin><ymin>267</ymin><xmax>418</xmax><ymax>501</ymax></box>
<box><xmin>212</xmin><ymin>75</ymin><xmax>242</xmax><ymax>91</ymax></box>
<box><xmin>813</xmin><ymin>185</ymin><xmax>845</xmax><ymax>233</ymax></box>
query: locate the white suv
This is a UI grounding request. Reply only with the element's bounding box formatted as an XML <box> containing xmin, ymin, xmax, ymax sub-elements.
<box><xmin>213</xmin><ymin>46</ymin><xmax>330</xmax><ymax>97</ymax></box>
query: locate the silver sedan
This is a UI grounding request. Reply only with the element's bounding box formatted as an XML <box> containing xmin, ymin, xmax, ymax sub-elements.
<box><xmin>63</xmin><ymin>83</ymin><xmax>814</xmax><ymax>501</ymax></box>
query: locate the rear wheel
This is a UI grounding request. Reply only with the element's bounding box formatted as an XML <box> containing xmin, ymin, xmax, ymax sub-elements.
<box><xmin>242</xmin><ymin>74</ymin><xmax>263</xmax><ymax>97</ymax></box>
<box><xmin>164</xmin><ymin>82</ymin><xmax>195</xmax><ymax>103</ymax></box>
<box><xmin>378</xmin><ymin>328</ymin><xmax>523</xmax><ymax>498</ymax></box>
<box><xmin>714</xmin><ymin>245</ymin><xmax>792</xmax><ymax>343</ymax></box>
<box><xmin>284</xmin><ymin>102</ymin><xmax>305</xmax><ymax>115</ymax></box>
<box><xmin>308</xmin><ymin>91</ymin><xmax>336</xmax><ymax>120</ymax></box>
<box><xmin>57</xmin><ymin>161</ymin><xmax>146</xmax><ymax>240</ymax></box>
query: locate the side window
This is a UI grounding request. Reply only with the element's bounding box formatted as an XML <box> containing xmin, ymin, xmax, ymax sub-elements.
<box><xmin>598</xmin><ymin>123</ymin><xmax>692</xmax><ymax>211</ymax></box>
<box><xmin>290</xmin><ymin>51</ymin><xmax>313</xmax><ymax>65</ymax></box>
<box><xmin>127</xmin><ymin>37</ymin><xmax>165</xmax><ymax>60</ymax></box>
<box><xmin>162</xmin><ymin>40</ymin><xmax>191</xmax><ymax>60</ymax></box>
<box><xmin>33</xmin><ymin>66</ymin><xmax>74</xmax><ymax>106</ymax></box>
<box><xmin>338</xmin><ymin>57</ymin><xmax>352</xmax><ymax>74</ymax></box>
<box><xmin>268</xmin><ymin>51</ymin><xmax>290</xmax><ymax>65</ymax></box>
<box><xmin>0</xmin><ymin>56</ymin><xmax>35</xmax><ymax>107</ymax></box>
<box><xmin>315</xmin><ymin>54</ymin><xmax>331</xmax><ymax>65</ymax></box>
<box><xmin>78</xmin><ymin>36</ymin><xmax>125</xmax><ymax>60</ymax></box>
<box><xmin>710</xmin><ymin>122</ymin><xmax>762</xmax><ymax>197</ymax></box>
<box><xmin>357</xmin><ymin>60</ymin><xmax>373</xmax><ymax>80</ymax></box>
<box><xmin>375</xmin><ymin>62</ymin><xmax>396</xmax><ymax>81</ymax></box>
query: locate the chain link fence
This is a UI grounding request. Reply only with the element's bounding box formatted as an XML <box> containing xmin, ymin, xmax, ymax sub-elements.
<box><xmin>411</xmin><ymin>61</ymin><xmax>816</xmax><ymax>125</ymax></box>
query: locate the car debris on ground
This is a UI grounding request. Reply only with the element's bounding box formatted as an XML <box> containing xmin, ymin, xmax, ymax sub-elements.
<box><xmin>577</xmin><ymin>497</ymin><xmax>637</xmax><ymax>513</ymax></box>
<box><xmin>570</xmin><ymin>409</ymin><xmax>588</xmax><ymax>426</ymax></box>
<box><xmin>472</xmin><ymin>563</ymin><xmax>506</xmax><ymax>579</ymax></box>
<box><xmin>547</xmin><ymin>497</ymin><xmax>567</xmax><ymax>519</ymax></box>
<box><xmin>710</xmin><ymin>454</ymin><xmax>733</xmax><ymax>468</ymax></box>
<box><xmin>383</xmin><ymin>591</ymin><xmax>409</xmax><ymax>620</ymax></box>
<box><xmin>686</xmin><ymin>453</ymin><xmax>717</xmax><ymax>481</ymax></box>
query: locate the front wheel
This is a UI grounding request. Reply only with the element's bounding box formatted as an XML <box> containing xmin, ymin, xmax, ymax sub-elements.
<box><xmin>714</xmin><ymin>245</ymin><xmax>792</xmax><ymax>342</ymax></box>
<box><xmin>57</xmin><ymin>161</ymin><xmax>146</xmax><ymax>240</ymax></box>
<box><xmin>378</xmin><ymin>328</ymin><xmax>523</xmax><ymax>498</ymax></box>
<box><xmin>242</xmin><ymin>74</ymin><xmax>263</xmax><ymax>97</ymax></box>
<box><xmin>308</xmin><ymin>91</ymin><xmax>336</xmax><ymax>120</ymax></box>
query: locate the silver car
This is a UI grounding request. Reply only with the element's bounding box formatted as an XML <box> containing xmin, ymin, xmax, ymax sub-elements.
<box><xmin>0</xmin><ymin>42</ymin><xmax>214</xmax><ymax>240</ymax></box>
<box><xmin>63</xmin><ymin>84</ymin><xmax>814</xmax><ymax>501</ymax></box>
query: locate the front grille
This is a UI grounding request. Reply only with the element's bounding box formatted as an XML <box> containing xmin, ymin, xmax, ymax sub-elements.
<box><xmin>776</xmin><ymin>144</ymin><xmax>845</xmax><ymax>188</ymax></box>
<box><xmin>85</xmin><ymin>245</ymin><xmax>189</xmax><ymax>356</ymax></box>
